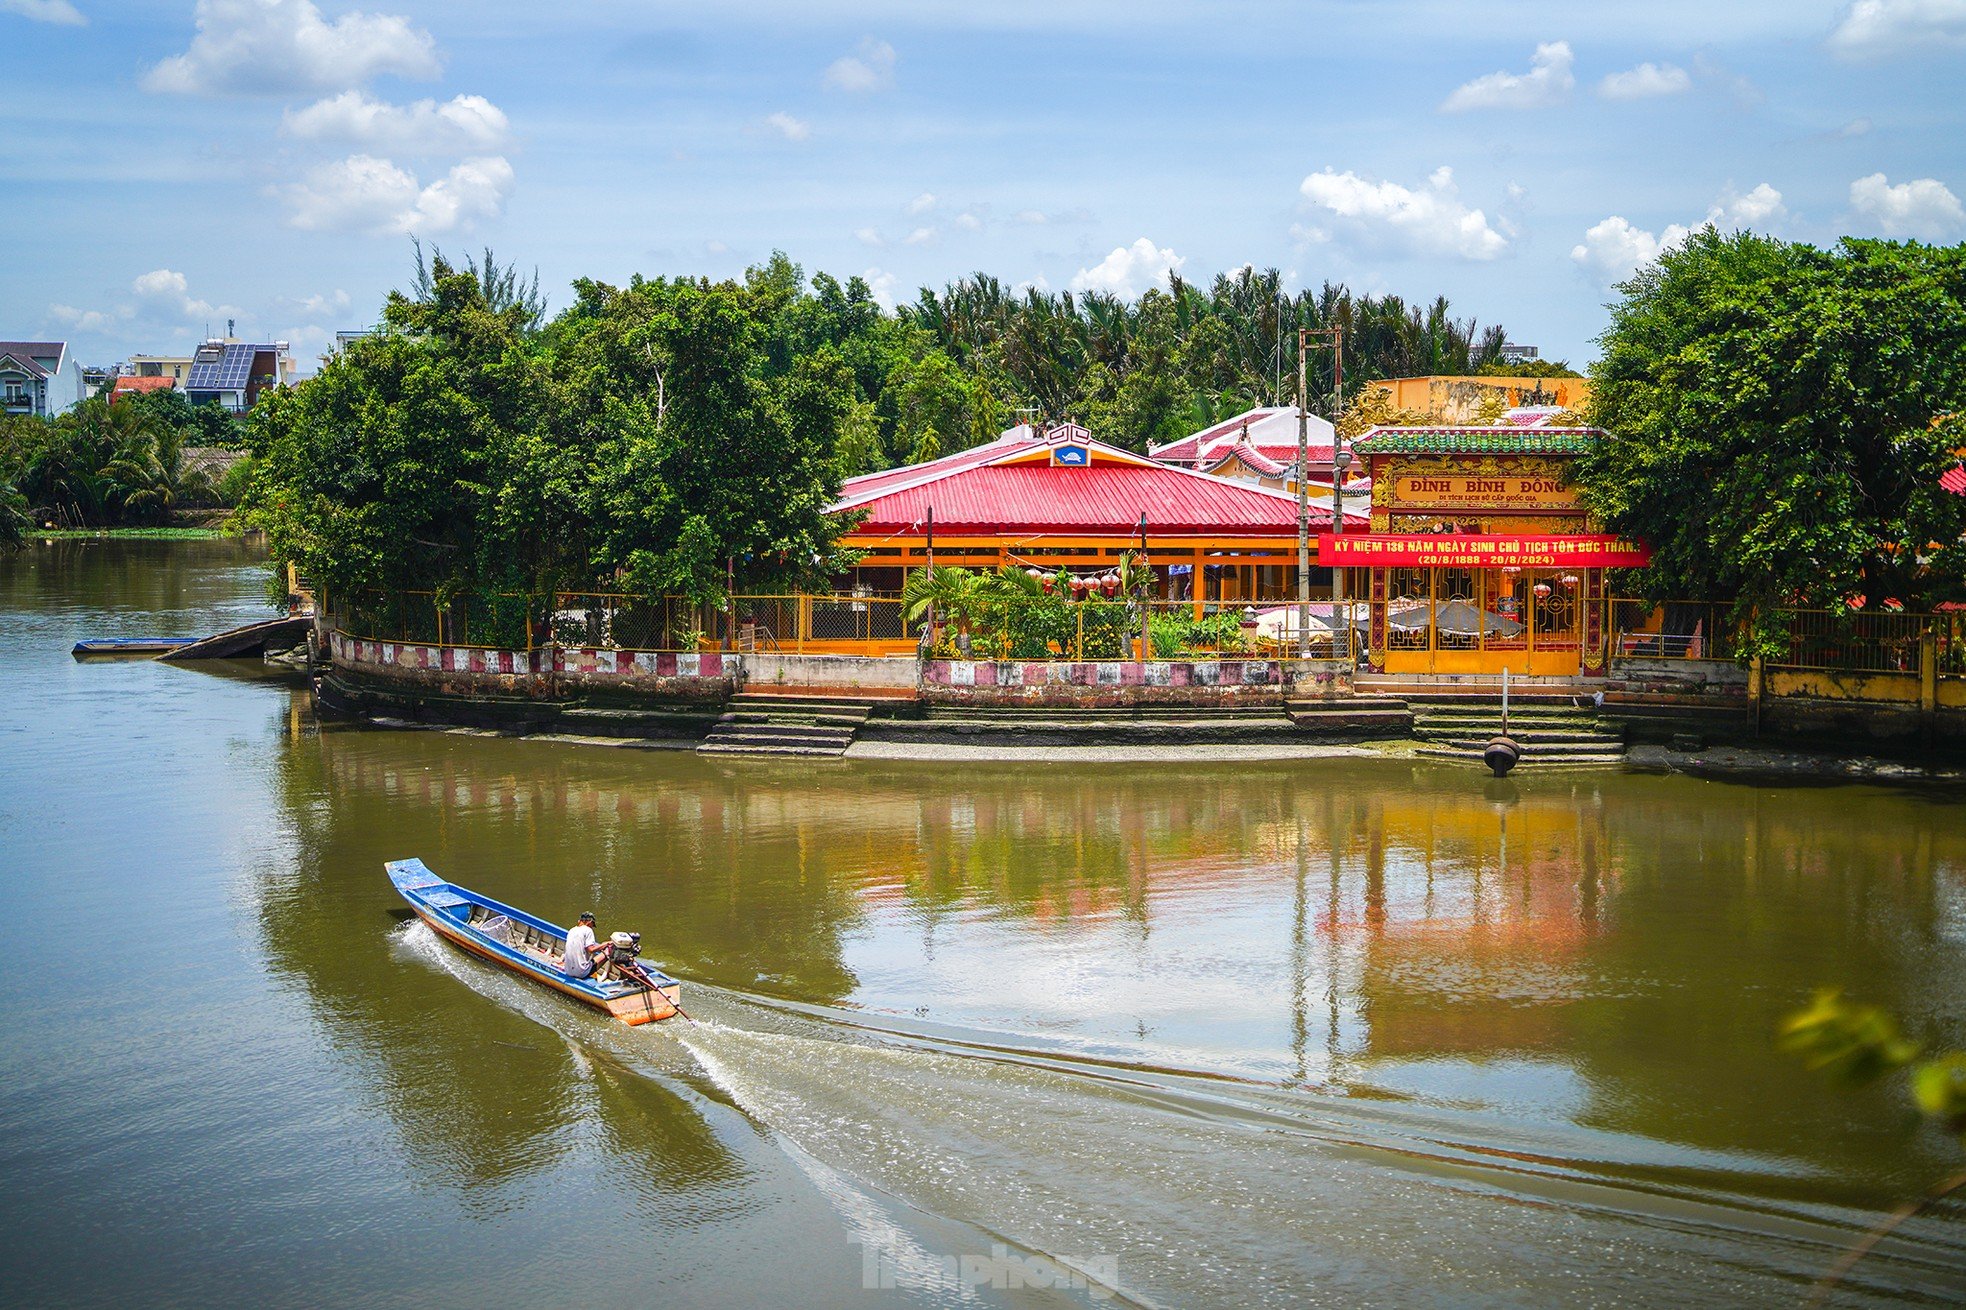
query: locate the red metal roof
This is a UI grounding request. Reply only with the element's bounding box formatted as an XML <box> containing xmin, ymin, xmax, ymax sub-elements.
<box><xmin>843</xmin><ymin>464</ymin><xmax>1359</xmax><ymax>537</ymax></box>
<box><xmin>839</xmin><ymin>432</ymin><xmax>1046</xmax><ymax>500</ymax></box>
<box><xmin>1202</xmin><ymin>442</ymin><xmax>1338</xmax><ymax>477</ymax></box>
<box><xmin>837</xmin><ymin>422</ymin><xmax>1368</xmax><ymax>537</ymax></box>
<box><xmin>1942</xmin><ymin>463</ymin><xmax>1966</xmax><ymax>496</ymax></box>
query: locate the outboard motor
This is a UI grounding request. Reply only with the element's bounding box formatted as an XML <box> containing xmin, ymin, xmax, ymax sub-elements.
<box><xmin>610</xmin><ymin>931</ymin><xmax>642</xmax><ymax>962</ymax></box>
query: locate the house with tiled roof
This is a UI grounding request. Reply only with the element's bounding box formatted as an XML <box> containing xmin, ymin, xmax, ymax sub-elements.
<box><xmin>0</xmin><ymin>340</ymin><xmax>85</xmax><ymax>418</ymax></box>
<box><xmin>109</xmin><ymin>375</ymin><xmax>178</xmax><ymax>405</ymax></box>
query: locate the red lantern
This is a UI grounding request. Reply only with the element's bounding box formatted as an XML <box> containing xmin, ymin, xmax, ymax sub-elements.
<box><xmin>1532</xmin><ymin>582</ymin><xmax>1552</xmax><ymax>600</ymax></box>
<box><xmin>1100</xmin><ymin>572</ymin><xmax>1120</xmax><ymax>597</ymax></box>
<box><xmin>1040</xmin><ymin>574</ymin><xmax>1055</xmax><ymax>594</ymax></box>
<box><xmin>1070</xmin><ymin>576</ymin><xmax>1089</xmax><ymax>599</ymax></box>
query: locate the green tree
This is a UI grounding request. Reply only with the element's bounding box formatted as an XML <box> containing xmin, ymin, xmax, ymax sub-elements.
<box><xmin>1578</xmin><ymin>231</ymin><xmax>1966</xmax><ymax>629</ymax></box>
<box><xmin>125</xmin><ymin>386</ymin><xmax>238</xmax><ymax>447</ymax></box>
<box><xmin>242</xmin><ymin>256</ymin><xmax>554</xmax><ymax>599</ymax></box>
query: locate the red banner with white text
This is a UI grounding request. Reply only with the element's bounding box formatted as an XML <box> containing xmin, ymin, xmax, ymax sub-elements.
<box><xmin>1317</xmin><ymin>534</ymin><xmax>1651</xmax><ymax>568</ymax></box>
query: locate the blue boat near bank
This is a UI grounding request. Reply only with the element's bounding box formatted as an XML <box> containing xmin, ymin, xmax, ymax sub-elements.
<box><xmin>71</xmin><ymin>636</ymin><xmax>196</xmax><ymax>657</ymax></box>
<box><xmin>387</xmin><ymin>858</ymin><xmax>683</xmax><ymax>1025</ymax></box>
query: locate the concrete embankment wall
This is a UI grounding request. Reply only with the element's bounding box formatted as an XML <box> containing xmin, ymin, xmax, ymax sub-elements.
<box><xmin>327</xmin><ymin>633</ymin><xmax>739</xmax><ymax>701</ymax></box>
<box><xmin>919</xmin><ymin>657</ymin><xmax>1351</xmax><ymax>708</ymax></box>
<box><xmin>743</xmin><ymin>653</ymin><xmax>918</xmax><ymax>695</ymax></box>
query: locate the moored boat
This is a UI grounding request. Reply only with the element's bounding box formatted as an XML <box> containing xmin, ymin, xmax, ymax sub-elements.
<box><xmin>71</xmin><ymin>636</ymin><xmax>196</xmax><ymax>657</ymax></box>
<box><xmin>387</xmin><ymin>858</ymin><xmax>682</xmax><ymax>1024</ymax></box>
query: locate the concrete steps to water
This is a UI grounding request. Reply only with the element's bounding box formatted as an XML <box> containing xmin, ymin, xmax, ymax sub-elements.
<box><xmin>1286</xmin><ymin>694</ymin><xmax>1414</xmax><ymax>736</ymax></box>
<box><xmin>1407</xmin><ymin>696</ymin><xmax>1628</xmax><ymax>768</ymax></box>
<box><xmin>698</xmin><ymin>692</ymin><xmax>877</xmax><ymax>757</ymax></box>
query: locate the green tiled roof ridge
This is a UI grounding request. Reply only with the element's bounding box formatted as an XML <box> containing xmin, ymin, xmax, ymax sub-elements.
<box><xmin>1353</xmin><ymin>425</ymin><xmax>1602</xmax><ymax>453</ymax></box>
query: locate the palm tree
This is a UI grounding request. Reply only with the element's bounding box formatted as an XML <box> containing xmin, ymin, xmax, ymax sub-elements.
<box><xmin>105</xmin><ymin>424</ymin><xmax>214</xmax><ymax>524</ymax></box>
<box><xmin>902</xmin><ymin>565</ymin><xmax>983</xmax><ymax>648</ymax></box>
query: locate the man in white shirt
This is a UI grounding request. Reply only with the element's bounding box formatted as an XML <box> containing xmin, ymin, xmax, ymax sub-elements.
<box><xmin>562</xmin><ymin>911</ymin><xmax>610</xmax><ymax>981</ymax></box>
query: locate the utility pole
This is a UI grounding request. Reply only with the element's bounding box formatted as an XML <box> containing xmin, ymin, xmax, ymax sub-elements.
<box><xmin>1298</xmin><ymin>325</ymin><xmax>1345</xmax><ymax>658</ymax></box>
<box><xmin>1296</xmin><ymin>329</ymin><xmax>1311</xmax><ymax>658</ymax></box>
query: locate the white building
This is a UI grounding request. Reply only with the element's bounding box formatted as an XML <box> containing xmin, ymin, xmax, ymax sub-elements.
<box><xmin>0</xmin><ymin>340</ymin><xmax>86</xmax><ymax>418</ymax></box>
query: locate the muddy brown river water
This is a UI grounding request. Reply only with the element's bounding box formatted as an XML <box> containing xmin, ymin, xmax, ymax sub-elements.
<box><xmin>2</xmin><ymin>538</ymin><xmax>1963</xmax><ymax>1307</ymax></box>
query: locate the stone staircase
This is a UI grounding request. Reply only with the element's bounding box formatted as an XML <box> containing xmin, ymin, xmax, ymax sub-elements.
<box><xmin>1407</xmin><ymin>694</ymin><xmax>1628</xmax><ymax>768</ymax></box>
<box><xmin>1285</xmin><ymin>694</ymin><xmax>1414</xmax><ymax>736</ymax></box>
<box><xmin>697</xmin><ymin>692</ymin><xmax>875</xmax><ymax>758</ymax></box>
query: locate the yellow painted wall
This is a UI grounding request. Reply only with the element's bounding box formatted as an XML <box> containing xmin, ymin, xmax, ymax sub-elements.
<box><xmin>1767</xmin><ymin>669</ymin><xmax>1921</xmax><ymax>705</ymax></box>
<box><xmin>1366</xmin><ymin>376</ymin><xmax>1592</xmax><ymax>420</ymax></box>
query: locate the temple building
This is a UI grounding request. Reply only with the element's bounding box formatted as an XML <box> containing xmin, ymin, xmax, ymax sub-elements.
<box><xmin>817</xmin><ymin>422</ymin><xmax>1367</xmax><ymax>652</ymax></box>
<box><xmin>1325</xmin><ymin>426</ymin><xmax>1648</xmax><ymax>678</ymax></box>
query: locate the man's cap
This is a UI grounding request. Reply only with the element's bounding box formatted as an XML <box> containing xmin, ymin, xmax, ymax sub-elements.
<box><xmin>578</xmin><ymin>911</ymin><xmax>595</xmax><ymax>922</ymax></box>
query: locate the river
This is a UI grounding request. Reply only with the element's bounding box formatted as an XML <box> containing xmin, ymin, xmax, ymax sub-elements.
<box><xmin>1</xmin><ymin>538</ymin><xmax>1962</xmax><ymax>1308</ymax></box>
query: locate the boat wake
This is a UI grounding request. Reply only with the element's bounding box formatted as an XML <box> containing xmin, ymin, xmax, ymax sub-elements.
<box><xmin>393</xmin><ymin>921</ymin><xmax>1966</xmax><ymax>1308</ymax></box>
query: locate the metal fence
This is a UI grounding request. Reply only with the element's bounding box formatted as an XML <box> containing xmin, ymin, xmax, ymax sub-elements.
<box><xmin>1766</xmin><ymin>608</ymin><xmax>1927</xmax><ymax>674</ymax></box>
<box><xmin>325</xmin><ymin>588</ymin><xmax>1963</xmax><ymax>677</ymax></box>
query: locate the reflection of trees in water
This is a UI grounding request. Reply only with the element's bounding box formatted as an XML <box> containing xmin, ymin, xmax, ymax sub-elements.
<box><xmin>4</xmin><ymin>538</ymin><xmax>274</xmax><ymax>619</ymax></box>
<box><xmin>1338</xmin><ymin>778</ymin><xmax>1966</xmax><ymax>1195</ymax></box>
<box><xmin>272</xmin><ymin>713</ymin><xmax>1966</xmax><ymax>1202</ymax></box>
<box><xmin>260</xmin><ymin>726</ymin><xmax>748</xmax><ymax>1212</ymax></box>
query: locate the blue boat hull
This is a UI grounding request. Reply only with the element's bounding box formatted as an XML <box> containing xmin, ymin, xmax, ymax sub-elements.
<box><xmin>387</xmin><ymin>859</ymin><xmax>681</xmax><ymax>1025</ymax></box>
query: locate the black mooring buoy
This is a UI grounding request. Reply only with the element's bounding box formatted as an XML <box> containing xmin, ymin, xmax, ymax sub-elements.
<box><xmin>1484</xmin><ymin>735</ymin><xmax>1521</xmax><ymax>777</ymax></box>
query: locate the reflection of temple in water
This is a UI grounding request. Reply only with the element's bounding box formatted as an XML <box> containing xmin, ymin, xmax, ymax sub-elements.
<box><xmin>298</xmin><ymin>724</ymin><xmax>1966</xmax><ymax>1178</ymax></box>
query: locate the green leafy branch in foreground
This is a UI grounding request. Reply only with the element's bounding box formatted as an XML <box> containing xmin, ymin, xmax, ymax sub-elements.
<box><xmin>1780</xmin><ymin>991</ymin><xmax>1966</xmax><ymax>1301</ymax></box>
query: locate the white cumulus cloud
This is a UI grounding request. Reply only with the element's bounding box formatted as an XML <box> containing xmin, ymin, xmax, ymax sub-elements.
<box><xmin>1849</xmin><ymin>172</ymin><xmax>1966</xmax><ymax>238</ymax></box>
<box><xmin>3</xmin><ymin>0</ymin><xmax>85</xmax><ymax>25</ymax></box>
<box><xmin>906</xmin><ymin>192</ymin><xmax>936</xmax><ymax>215</ymax></box>
<box><xmin>903</xmin><ymin>226</ymin><xmax>936</xmax><ymax>246</ymax></box>
<box><xmin>282</xmin><ymin>90</ymin><xmax>507</xmax><ymax>153</ymax></box>
<box><xmin>145</xmin><ymin>0</ymin><xmax>440</xmax><ymax>96</ymax></box>
<box><xmin>764</xmin><ymin>111</ymin><xmax>810</xmax><ymax>141</ymax></box>
<box><xmin>1070</xmin><ymin>237</ymin><xmax>1185</xmax><ymax>298</ymax></box>
<box><xmin>853</xmin><ymin>226</ymin><xmax>885</xmax><ymax>247</ymax></box>
<box><xmin>131</xmin><ymin>267</ymin><xmax>239</xmax><ymax>321</ymax></box>
<box><xmin>1569</xmin><ymin>184</ymin><xmax>1786</xmax><ymax>285</ymax></box>
<box><xmin>1829</xmin><ymin>0</ymin><xmax>1966</xmax><ymax>59</ymax></box>
<box><xmin>1441</xmin><ymin>41</ymin><xmax>1574</xmax><ymax>112</ymax></box>
<box><xmin>824</xmin><ymin>38</ymin><xmax>896</xmax><ymax>93</ymax></box>
<box><xmin>290</xmin><ymin>289</ymin><xmax>351</xmax><ymax>317</ymax></box>
<box><xmin>1714</xmin><ymin>182</ymin><xmax>1786</xmax><ymax>226</ymax></box>
<box><xmin>1297</xmin><ymin>166</ymin><xmax>1509</xmax><ymax>261</ymax></box>
<box><xmin>1570</xmin><ymin>216</ymin><xmax>1693</xmax><ymax>284</ymax></box>
<box><xmin>47</xmin><ymin>304</ymin><xmax>120</xmax><ymax>331</ymax></box>
<box><xmin>1598</xmin><ymin>61</ymin><xmax>1691</xmax><ymax>100</ymax></box>
<box><xmin>278</xmin><ymin>153</ymin><xmax>513</xmax><ymax>235</ymax></box>
<box><xmin>861</xmin><ymin>267</ymin><xmax>900</xmax><ymax>309</ymax></box>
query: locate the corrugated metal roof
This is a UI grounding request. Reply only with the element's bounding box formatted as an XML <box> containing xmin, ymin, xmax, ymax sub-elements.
<box><xmin>843</xmin><ymin>464</ymin><xmax>1352</xmax><ymax>537</ymax></box>
<box><xmin>1202</xmin><ymin>442</ymin><xmax>1338</xmax><ymax>477</ymax></box>
<box><xmin>839</xmin><ymin>432</ymin><xmax>1046</xmax><ymax>500</ymax></box>
<box><xmin>1941</xmin><ymin>463</ymin><xmax>1966</xmax><ymax>496</ymax></box>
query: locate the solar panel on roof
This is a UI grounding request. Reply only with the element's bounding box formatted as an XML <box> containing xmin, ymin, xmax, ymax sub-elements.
<box><xmin>188</xmin><ymin>343</ymin><xmax>257</xmax><ymax>390</ymax></box>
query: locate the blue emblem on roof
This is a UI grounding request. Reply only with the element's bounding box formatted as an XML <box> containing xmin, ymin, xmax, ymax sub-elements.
<box><xmin>1053</xmin><ymin>444</ymin><xmax>1089</xmax><ymax>466</ymax></box>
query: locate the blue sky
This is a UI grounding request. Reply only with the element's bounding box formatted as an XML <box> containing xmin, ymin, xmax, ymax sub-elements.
<box><xmin>3</xmin><ymin>0</ymin><xmax>1962</xmax><ymax>373</ymax></box>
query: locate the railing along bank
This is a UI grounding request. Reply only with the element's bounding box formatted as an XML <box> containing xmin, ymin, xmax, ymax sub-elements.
<box><xmin>328</xmin><ymin>590</ymin><xmax>1966</xmax><ymax>680</ymax></box>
